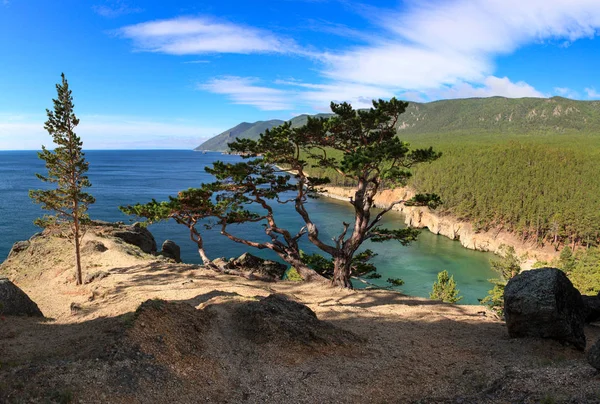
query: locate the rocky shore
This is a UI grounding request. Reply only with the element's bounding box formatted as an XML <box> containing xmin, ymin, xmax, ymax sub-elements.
<box><xmin>320</xmin><ymin>186</ymin><xmax>559</xmax><ymax>268</ymax></box>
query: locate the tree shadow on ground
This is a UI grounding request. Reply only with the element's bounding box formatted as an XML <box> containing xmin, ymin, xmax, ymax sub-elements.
<box><xmin>1</xmin><ymin>292</ymin><xmax>599</xmax><ymax>404</ymax></box>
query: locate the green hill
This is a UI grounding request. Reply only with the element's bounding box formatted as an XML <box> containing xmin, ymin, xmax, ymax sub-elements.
<box><xmin>195</xmin><ymin>120</ymin><xmax>285</xmax><ymax>152</ymax></box>
<box><xmin>195</xmin><ymin>114</ymin><xmax>333</xmax><ymax>151</ymax></box>
<box><xmin>398</xmin><ymin>96</ymin><xmax>600</xmax><ymax>137</ymax></box>
<box><xmin>196</xmin><ymin>97</ymin><xmax>600</xmax><ymax>151</ymax></box>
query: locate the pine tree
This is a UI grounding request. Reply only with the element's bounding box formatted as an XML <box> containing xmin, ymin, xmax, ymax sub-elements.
<box><xmin>430</xmin><ymin>270</ymin><xmax>463</xmax><ymax>303</ymax></box>
<box><xmin>215</xmin><ymin>98</ymin><xmax>441</xmax><ymax>287</ymax></box>
<box><xmin>29</xmin><ymin>73</ymin><xmax>95</xmax><ymax>285</ymax></box>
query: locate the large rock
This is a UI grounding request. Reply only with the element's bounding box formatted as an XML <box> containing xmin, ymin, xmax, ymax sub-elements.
<box><xmin>0</xmin><ymin>278</ymin><xmax>44</xmax><ymax>317</ymax></box>
<box><xmin>504</xmin><ymin>267</ymin><xmax>586</xmax><ymax>350</ymax></box>
<box><xmin>112</xmin><ymin>223</ymin><xmax>157</xmax><ymax>254</ymax></box>
<box><xmin>233</xmin><ymin>294</ymin><xmax>361</xmax><ymax>346</ymax></box>
<box><xmin>582</xmin><ymin>294</ymin><xmax>600</xmax><ymax>323</ymax></box>
<box><xmin>161</xmin><ymin>240</ymin><xmax>181</xmax><ymax>263</ymax></box>
<box><xmin>587</xmin><ymin>338</ymin><xmax>600</xmax><ymax>370</ymax></box>
<box><xmin>232</xmin><ymin>253</ymin><xmax>286</xmax><ymax>280</ymax></box>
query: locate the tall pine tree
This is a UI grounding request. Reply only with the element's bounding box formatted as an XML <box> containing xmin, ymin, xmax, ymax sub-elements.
<box><xmin>29</xmin><ymin>73</ymin><xmax>95</xmax><ymax>285</ymax></box>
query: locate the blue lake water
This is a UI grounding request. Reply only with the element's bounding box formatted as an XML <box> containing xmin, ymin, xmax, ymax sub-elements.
<box><xmin>0</xmin><ymin>150</ymin><xmax>496</xmax><ymax>303</ymax></box>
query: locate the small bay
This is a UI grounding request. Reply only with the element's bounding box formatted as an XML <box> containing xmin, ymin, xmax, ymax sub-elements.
<box><xmin>0</xmin><ymin>150</ymin><xmax>496</xmax><ymax>304</ymax></box>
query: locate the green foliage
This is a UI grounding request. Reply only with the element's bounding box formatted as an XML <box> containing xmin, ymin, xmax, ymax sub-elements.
<box><xmin>29</xmin><ymin>73</ymin><xmax>94</xmax><ymax>285</ymax></box>
<box><xmin>480</xmin><ymin>281</ymin><xmax>506</xmax><ymax>316</ymax></box>
<box><xmin>285</xmin><ymin>267</ymin><xmax>304</xmax><ymax>282</ymax></box>
<box><xmin>481</xmin><ymin>245</ymin><xmax>522</xmax><ymax>315</ymax></box>
<box><xmin>490</xmin><ymin>245</ymin><xmax>522</xmax><ymax>280</ymax></box>
<box><xmin>430</xmin><ymin>270</ymin><xmax>463</xmax><ymax>303</ymax></box>
<box><xmin>225</xmin><ymin>98</ymin><xmax>440</xmax><ymax>287</ymax></box>
<box><xmin>120</xmin><ymin>186</ymin><xmax>229</xmax><ymax>264</ymax></box>
<box><xmin>200</xmin><ymin>96</ymin><xmax>600</xmax><ymax>249</ymax></box>
<box><xmin>567</xmin><ymin>248</ymin><xmax>600</xmax><ymax>294</ymax></box>
<box><xmin>559</xmin><ymin>246</ymin><xmax>576</xmax><ymax>272</ymax></box>
<box><xmin>29</xmin><ymin>73</ymin><xmax>95</xmax><ymax>227</ymax></box>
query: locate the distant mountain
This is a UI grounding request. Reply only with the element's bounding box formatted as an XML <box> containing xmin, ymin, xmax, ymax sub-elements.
<box><xmin>195</xmin><ymin>113</ymin><xmax>333</xmax><ymax>151</ymax></box>
<box><xmin>195</xmin><ymin>97</ymin><xmax>600</xmax><ymax>151</ymax></box>
<box><xmin>195</xmin><ymin>120</ymin><xmax>284</xmax><ymax>152</ymax></box>
<box><xmin>397</xmin><ymin>96</ymin><xmax>600</xmax><ymax>135</ymax></box>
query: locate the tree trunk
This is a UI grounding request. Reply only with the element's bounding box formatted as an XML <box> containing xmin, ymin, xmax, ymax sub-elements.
<box><xmin>74</xmin><ymin>219</ymin><xmax>83</xmax><ymax>285</ymax></box>
<box><xmin>198</xmin><ymin>247</ymin><xmax>211</xmax><ymax>266</ymax></box>
<box><xmin>331</xmin><ymin>256</ymin><xmax>353</xmax><ymax>288</ymax></box>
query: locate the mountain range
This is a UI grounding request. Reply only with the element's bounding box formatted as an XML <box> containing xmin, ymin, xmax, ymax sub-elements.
<box><xmin>195</xmin><ymin>96</ymin><xmax>600</xmax><ymax>151</ymax></box>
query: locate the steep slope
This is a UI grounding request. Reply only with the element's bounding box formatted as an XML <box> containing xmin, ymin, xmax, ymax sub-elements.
<box><xmin>398</xmin><ymin>96</ymin><xmax>600</xmax><ymax>135</ymax></box>
<box><xmin>195</xmin><ymin>120</ymin><xmax>284</xmax><ymax>151</ymax></box>
<box><xmin>197</xmin><ymin>97</ymin><xmax>600</xmax><ymax>152</ymax></box>
<box><xmin>195</xmin><ymin>114</ymin><xmax>333</xmax><ymax>151</ymax></box>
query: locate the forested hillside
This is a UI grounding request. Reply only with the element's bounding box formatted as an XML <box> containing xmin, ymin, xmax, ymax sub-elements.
<box><xmin>195</xmin><ymin>114</ymin><xmax>332</xmax><ymax>151</ymax></box>
<box><xmin>196</xmin><ymin>96</ymin><xmax>600</xmax><ymax>250</ymax></box>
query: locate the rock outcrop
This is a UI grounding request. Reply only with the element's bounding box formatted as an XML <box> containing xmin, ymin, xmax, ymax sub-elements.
<box><xmin>231</xmin><ymin>253</ymin><xmax>287</xmax><ymax>280</ymax></box>
<box><xmin>111</xmin><ymin>223</ymin><xmax>157</xmax><ymax>254</ymax></box>
<box><xmin>321</xmin><ymin>186</ymin><xmax>557</xmax><ymax>265</ymax></box>
<box><xmin>0</xmin><ymin>278</ymin><xmax>44</xmax><ymax>317</ymax></box>
<box><xmin>504</xmin><ymin>267</ymin><xmax>586</xmax><ymax>350</ymax></box>
<box><xmin>160</xmin><ymin>240</ymin><xmax>181</xmax><ymax>263</ymax></box>
<box><xmin>582</xmin><ymin>293</ymin><xmax>600</xmax><ymax>323</ymax></box>
<box><xmin>587</xmin><ymin>338</ymin><xmax>600</xmax><ymax>370</ymax></box>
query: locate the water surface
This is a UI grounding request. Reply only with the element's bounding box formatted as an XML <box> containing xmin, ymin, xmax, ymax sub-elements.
<box><xmin>0</xmin><ymin>150</ymin><xmax>496</xmax><ymax>303</ymax></box>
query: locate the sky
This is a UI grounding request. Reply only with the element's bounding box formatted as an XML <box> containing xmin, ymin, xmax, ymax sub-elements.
<box><xmin>1</xmin><ymin>0</ymin><xmax>600</xmax><ymax>150</ymax></box>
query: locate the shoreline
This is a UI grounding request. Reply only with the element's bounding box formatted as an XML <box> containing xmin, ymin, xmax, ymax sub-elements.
<box><xmin>319</xmin><ymin>185</ymin><xmax>559</xmax><ymax>269</ymax></box>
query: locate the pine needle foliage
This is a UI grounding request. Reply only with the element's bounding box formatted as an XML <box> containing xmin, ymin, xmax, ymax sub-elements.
<box><xmin>430</xmin><ymin>270</ymin><xmax>463</xmax><ymax>303</ymax></box>
<box><xmin>29</xmin><ymin>73</ymin><xmax>95</xmax><ymax>285</ymax></box>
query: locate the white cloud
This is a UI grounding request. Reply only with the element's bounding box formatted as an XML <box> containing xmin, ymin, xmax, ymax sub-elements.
<box><xmin>117</xmin><ymin>17</ymin><xmax>296</xmax><ymax>55</ymax></box>
<box><xmin>321</xmin><ymin>0</ymin><xmax>600</xmax><ymax>93</ymax></box>
<box><xmin>116</xmin><ymin>1</ymin><xmax>600</xmax><ymax>112</ymax></box>
<box><xmin>554</xmin><ymin>87</ymin><xmax>580</xmax><ymax>99</ymax></box>
<box><xmin>200</xmin><ymin>77</ymin><xmax>294</xmax><ymax>111</ymax></box>
<box><xmin>434</xmin><ymin>76</ymin><xmax>545</xmax><ymax>99</ymax></box>
<box><xmin>585</xmin><ymin>87</ymin><xmax>600</xmax><ymax>98</ymax></box>
<box><xmin>0</xmin><ymin>114</ymin><xmax>218</xmax><ymax>150</ymax></box>
<box><xmin>93</xmin><ymin>2</ymin><xmax>142</xmax><ymax>18</ymax></box>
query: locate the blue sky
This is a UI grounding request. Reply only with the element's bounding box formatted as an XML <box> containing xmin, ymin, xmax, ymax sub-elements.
<box><xmin>1</xmin><ymin>0</ymin><xmax>600</xmax><ymax>149</ymax></box>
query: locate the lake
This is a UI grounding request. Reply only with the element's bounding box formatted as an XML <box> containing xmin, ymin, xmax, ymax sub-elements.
<box><xmin>0</xmin><ymin>150</ymin><xmax>496</xmax><ymax>303</ymax></box>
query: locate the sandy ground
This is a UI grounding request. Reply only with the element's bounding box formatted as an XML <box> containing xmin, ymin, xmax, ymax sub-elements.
<box><xmin>1</xmin><ymin>229</ymin><xmax>599</xmax><ymax>403</ymax></box>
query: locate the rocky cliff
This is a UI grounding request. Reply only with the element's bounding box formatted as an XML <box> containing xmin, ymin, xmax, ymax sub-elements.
<box><xmin>321</xmin><ymin>186</ymin><xmax>558</xmax><ymax>267</ymax></box>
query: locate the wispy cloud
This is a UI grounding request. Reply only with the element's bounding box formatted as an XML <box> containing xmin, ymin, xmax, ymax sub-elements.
<box><xmin>554</xmin><ymin>87</ymin><xmax>580</xmax><ymax>99</ymax></box>
<box><xmin>0</xmin><ymin>113</ymin><xmax>218</xmax><ymax>150</ymax></box>
<box><xmin>200</xmin><ymin>77</ymin><xmax>295</xmax><ymax>111</ymax></box>
<box><xmin>117</xmin><ymin>17</ymin><xmax>299</xmax><ymax>55</ymax></box>
<box><xmin>93</xmin><ymin>1</ymin><xmax>142</xmax><ymax>18</ymax></box>
<box><xmin>116</xmin><ymin>1</ymin><xmax>600</xmax><ymax>111</ymax></box>
<box><xmin>585</xmin><ymin>87</ymin><xmax>600</xmax><ymax>98</ymax></box>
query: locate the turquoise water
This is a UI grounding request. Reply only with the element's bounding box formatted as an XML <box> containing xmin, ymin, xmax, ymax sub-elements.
<box><xmin>0</xmin><ymin>150</ymin><xmax>496</xmax><ymax>303</ymax></box>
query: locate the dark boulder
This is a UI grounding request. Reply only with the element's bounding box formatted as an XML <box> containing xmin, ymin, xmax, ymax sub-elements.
<box><xmin>504</xmin><ymin>267</ymin><xmax>586</xmax><ymax>350</ymax></box>
<box><xmin>0</xmin><ymin>278</ymin><xmax>44</xmax><ymax>317</ymax></box>
<box><xmin>232</xmin><ymin>253</ymin><xmax>286</xmax><ymax>280</ymax></box>
<box><xmin>587</xmin><ymin>338</ymin><xmax>600</xmax><ymax>370</ymax></box>
<box><xmin>161</xmin><ymin>240</ymin><xmax>181</xmax><ymax>263</ymax></box>
<box><xmin>112</xmin><ymin>223</ymin><xmax>157</xmax><ymax>254</ymax></box>
<box><xmin>7</xmin><ymin>240</ymin><xmax>30</xmax><ymax>259</ymax></box>
<box><xmin>582</xmin><ymin>294</ymin><xmax>600</xmax><ymax>323</ymax></box>
<box><xmin>233</xmin><ymin>294</ymin><xmax>361</xmax><ymax>346</ymax></box>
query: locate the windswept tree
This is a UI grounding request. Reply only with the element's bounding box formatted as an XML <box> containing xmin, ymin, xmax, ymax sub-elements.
<box><xmin>29</xmin><ymin>73</ymin><xmax>95</xmax><ymax>285</ymax></box>
<box><xmin>120</xmin><ymin>187</ymin><xmax>223</xmax><ymax>265</ymax></box>
<box><xmin>212</xmin><ymin>98</ymin><xmax>441</xmax><ymax>288</ymax></box>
